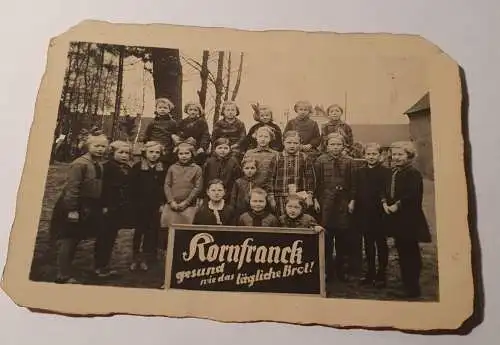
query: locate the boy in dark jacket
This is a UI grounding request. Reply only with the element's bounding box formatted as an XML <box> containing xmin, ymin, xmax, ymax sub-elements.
<box><xmin>237</xmin><ymin>188</ymin><xmax>279</xmax><ymax>227</ymax></box>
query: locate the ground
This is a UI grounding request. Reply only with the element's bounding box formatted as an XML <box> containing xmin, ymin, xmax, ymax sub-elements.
<box><xmin>29</xmin><ymin>162</ymin><xmax>438</xmax><ymax>301</ymax></box>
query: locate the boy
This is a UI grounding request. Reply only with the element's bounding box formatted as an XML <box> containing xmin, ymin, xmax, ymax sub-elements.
<box><xmin>238</xmin><ymin>188</ymin><xmax>280</xmax><ymax>227</ymax></box>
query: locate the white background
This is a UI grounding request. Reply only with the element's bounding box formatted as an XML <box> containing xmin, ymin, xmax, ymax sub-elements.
<box><xmin>1</xmin><ymin>1</ymin><xmax>498</xmax><ymax>344</ymax></box>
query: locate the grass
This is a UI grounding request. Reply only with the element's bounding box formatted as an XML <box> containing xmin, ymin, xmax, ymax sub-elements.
<box><xmin>29</xmin><ymin>163</ymin><xmax>438</xmax><ymax>300</ymax></box>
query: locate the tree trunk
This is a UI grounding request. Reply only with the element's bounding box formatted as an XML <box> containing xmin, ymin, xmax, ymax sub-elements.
<box><xmin>224</xmin><ymin>52</ymin><xmax>232</xmax><ymax>101</ymax></box>
<box><xmin>111</xmin><ymin>45</ymin><xmax>125</xmax><ymax>140</ymax></box>
<box><xmin>213</xmin><ymin>51</ymin><xmax>225</xmax><ymax>126</ymax></box>
<box><xmin>231</xmin><ymin>53</ymin><xmax>244</xmax><ymax>101</ymax></box>
<box><xmin>151</xmin><ymin>48</ymin><xmax>182</xmax><ymax>119</ymax></box>
<box><xmin>198</xmin><ymin>50</ymin><xmax>209</xmax><ymax>108</ymax></box>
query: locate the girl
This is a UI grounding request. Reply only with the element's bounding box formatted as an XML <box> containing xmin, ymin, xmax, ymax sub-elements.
<box><xmin>230</xmin><ymin>157</ymin><xmax>259</xmax><ymax>218</ymax></box>
<box><xmin>142</xmin><ymin>98</ymin><xmax>179</xmax><ymax>167</ymax></box>
<box><xmin>203</xmin><ymin>137</ymin><xmax>242</xmax><ymax>200</ymax></box>
<box><xmin>177</xmin><ymin>102</ymin><xmax>210</xmax><ymax>166</ymax></box>
<box><xmin>314</xmin><ymin>133</ymin><xmax>356</xmax><ymax>282</ymax></box>
<box><xmin>268</xmin><ymin>130</ymin><xmax>315</xmax><ymax>219</ymax></box>
<box><xmin>279</xmin><ymin>194</ymin><xmax>324</xmax><ymax>232</ymax></box>
<box><xmin>243</xmin><ymin>126</ymin><xmax>278</xmax><ymax>187</ymax></box>
<box><xmin>321</xmin><ymin>104</ymin><xmax>354</xmax><ymax>151</ymax></box>
<box><xmin>50</xmin><ymin>134</ymin><xmax>109</xmax><ymax>283</ymax></box>
<box><xmin>238</xmin><ymin>188</ymin><xmax>279</xmax><ymax>227</ymax></box>
<box><xmin>193</xmin><ymin>179</ymin><xmax>236</xmax><ymax>225</ymax></box>
<box><xmin>350</xmin><ymin>142</ymin><xmax>390</xmax><ymax>287</ymax></box>
<box><xmin>211</xmin><ymin>101</ymin><xmax>246</xmax><ymax>160</ymax></box>
<box><xmin>284</xmin><ymin>101</ymin><xmax>321</xmax><ymax>157</ymax></box>
<box><xmin>244</xmin><ymin>104</ymin><xmax>283</xmax><ymax>151</ymax></box>
<box><xmin>383</xmin><ymin>141</ymin><xmax>431</xmax><ymax>299</ymax></box>
<box><xmin>129</xmin><ymin>141</ymin><xmax>167</xmax><ymax>271</ymax></box>
<box><xmin>95</xmin><ymin>140</ymin><xmax>133</xmax><ymax>277</ymax></box>
<box><xmin>161</xmin><ymin>139</ymin><xmax>203</xmax><ymax>230</ymax></box>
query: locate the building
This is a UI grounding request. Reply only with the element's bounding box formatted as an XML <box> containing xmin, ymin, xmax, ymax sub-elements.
<box><xmin>404</xmin><ymin>92</ymin><xmax>434</xmax><ymax>180</ymax></box>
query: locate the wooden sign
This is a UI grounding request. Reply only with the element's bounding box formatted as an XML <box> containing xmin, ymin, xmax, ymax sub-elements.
<box><xmin>165</xmin><ymin>224</ymin><xmax>326</xmax><ymax>297</ymax></box>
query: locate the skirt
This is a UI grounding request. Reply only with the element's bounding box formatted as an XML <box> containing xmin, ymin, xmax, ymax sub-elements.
<box><xmin>160</xmin><ymin>204</ymin><xmax>197</xmax><ymax>228</ymax></box>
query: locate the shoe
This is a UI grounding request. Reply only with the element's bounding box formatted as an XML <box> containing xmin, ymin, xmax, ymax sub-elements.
<box><xmin>139</xmin><ymin>261</ymin><xmax>149</xmax><ymax>271</ymax></box>
<box><xmin>95</xmin><ymin>267</ymin><xmax>117</xmax><ymax>278</ymax></box>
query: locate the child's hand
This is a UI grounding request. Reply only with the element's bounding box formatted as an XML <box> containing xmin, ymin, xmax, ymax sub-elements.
<box><xmin>197</xmin><ymin>148</ymin><xmax>204</xmax><ymax>154</ymax></box>
<box><xmin>231</xmin><ymin>144</ymin><xmax>239</xmax><ymax>150</ymax></box>
<box><xmin>305</xmin><ymin>195</ymin><xmax>313</xmax><ymax>208</ymax></box>
<box><xmin>268</xmin><ymin>196</ymin><xmax>277</xmax><ymax>211</ymax></box>
<box><xmin>382</xmin><ymin>202</ymin><xmax>391</xmax><ymax>215</ymax></box>
<box><xmin>170</xmin><ymin>201</ymin><xmax>178</xmax><ymax>211</ymax></box>
<box><xmin>177</xmin><ymin>201</ymin><xmax>187</xmax><ymax>211</ymax></box>
<box><xmin>172</xmin><ymin>134</ymin><xmax>181</xmax><ymax>144</ymax></box>
<box><xmin>388</xmin><ymin>203</ymin><xmax>399</xmax><ymax>213</ymax></box>
<box><xmin>68</xmin><ymin>211</ymin><xmax>79</xmax><ymax>221</ymax></box>
<box><xmin>348</xmin><ymin>200</ymin><xmax>355</xmax><ymax>214</ymax></box>
<box><xmin>312</xmin><ymin>225</ymin><xmax>325</xmax><ymax>233</ymax></box>
<box><xmin>159</xmin><ymin>204</ymin><xmax>165</xmax><ymax>213</ymax></box>
<box><xmin>301</xmin><ymin>144</ymin><xmax>312</xmax><ymax>151</ymax></box>
<box><xmin>102</xmin><ymin>207</ymin><xmax>108</xmax><ymax>215</ymax></box>
<box><xmin>197</xmin><ymin>198</ymin><xmax>204</xmax><ymax>207</ymax></box>
<box><xmin>313</xmin><ymin>199</ymin><xmax>321</xmax><ymax>213</ymax></box>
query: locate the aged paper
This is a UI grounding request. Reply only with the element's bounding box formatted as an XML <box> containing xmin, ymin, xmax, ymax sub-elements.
<box><xmin>1</xmin><ymin>20</ymin><xmax>474</xmax><ymax>331</ymax></box>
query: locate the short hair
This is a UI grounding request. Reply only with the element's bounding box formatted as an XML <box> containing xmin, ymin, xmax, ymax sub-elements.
<box><xmin>285</xmin><ymin>194</ymin><xmax>306</xmax><ymax>210</ymax></box>
<box><xmin>283</xmin><ymin>130</ymin><xmax>301</xmax><ymax>143</ymax></box>
<box><xmin>109</xmin><ymin>140</ymin><xmax>131</xmax><ymax>155</ymax></box>
<box><xmin>175</xmin><ymin>142</ymin><xmax>196</xmax><ymax>157</ymax></box>
<box><xmin>84</xmin><ymin>134</ymin><xmax>109</xmax><ymax>150</ymax></box>
<box><xmin>241</xmin><ymin>156</ymin><xmax>259</xmax><ymax>169</ymax></box>
<box><xmin>253</xmin><ymin>105</ymin><xmax>273</xmax><ymax>122</ymax></box>
<box><xmin>293</xmin><ymin>100</ymin><xmax>313</xmax><ymax>115</ymax></box>
<box><xmin>183</xmin><ymin>102</ymin><xmax>205</xmax><ymax>117</ymax></box>
<box><xmin>326</xmin><ymin>132</ymin><xmax>345</xmax><ymax>145</ymax></box>
<box><xmin>364</xmin><ymin>142</ymin><xmax>382</xmax><ymax>154</ymax></box>
<box><xmin>250</xmin><ymin>187</ymin><xmax>268</xmax><ymax>199</ymax></box>
<box><xmin>390</xmin><ymin>141</ymin><xmax>417</xmax><ymax>160</ymax></box>
<box><xmin>206</xmin><ymin>179</ymin><xmax>225</xmax><ymax>190</ymax></box>
<box><xmin>326</xmin><ymin>104</ymin><xmax>344</xmax><ymax>115</ymax></box>
<box><xmin>155</xmin><ymin>97</ymin><xmax>174</xmax><ymax>110</ymax></box>
<box><xmin>252</xmin><ymin>125</ymin><xmax>276</xmax><ymax>141</ymax></box>
<box><xmin>142</xmin><ymin>141</ymin><xmax>165</xmax><ymax>155</ymax></box>
<box><xmin>221</xmin><ymin>101</ymin><xmax>240</xmax><ymax>117</ymax></box>
<box><xmin>213</xmin><ymin>137</ymin><xmax>231</xmax><ymax>148</ymax></box>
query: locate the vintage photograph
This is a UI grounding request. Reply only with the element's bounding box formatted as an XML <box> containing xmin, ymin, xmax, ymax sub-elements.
<box><xmin>29</xmin><ymin>40</ymin><xmax>438</xmax><ymax>301</ymax></box>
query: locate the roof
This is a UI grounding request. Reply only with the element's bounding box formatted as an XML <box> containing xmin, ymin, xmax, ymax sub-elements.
<box><xmin>405</xmin><ymin>92</ymin><xmax>430</xmax><ymax>115</ymax></box>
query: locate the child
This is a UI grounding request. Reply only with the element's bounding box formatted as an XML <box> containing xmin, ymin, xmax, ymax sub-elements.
<box><xmin>230</xmin><ymin>157</ymin><xmax>258</xmax><ymax>218</ymax></box>
<box><xmin>314</xmin><ymin>133</ymin><xmax>356</xmax><ymax>282</ymax></box>
<box><xmin>279</xmin><ymin>194</ymin><xmax>324</xmax><ymax>232</ymax></box>
<box><xmin>50</xmin><ymin>134</ymin><xmax>109</xmax><ymax>283</ymax></box>
<box><xmin>244</xmin><ymin>104</ymin><xmax>283</xmax><ymax>151</ymax></box>
<box><xmin>161</xmin><ymin>140</ymin><xmax>203</xmax><ymax>230</ymax></box>
<box><xmin>193</xmin><ymin>179</ymin><xmax>235</xmax><ymax>225</ymax></box>
<box><xmin>129</xmin><ymin>141</ymin><xmax>167</xmax><ymax>271</ymax></box>
<box><xmin>94</xmin><ymin>140</ymin><xmax>133</xmax><ymax>277</ymax></box>
<box><xmin>383</xmin><ymin>141</ymin><xmax>431</xmax><ymax>299</ymax></box>
<box><xmin>268</xmin><ymin>130</ymin><xmax>315</xmax><ymax>219</ymax></box>
<box><xmin>211</xmin><ymin>101</ymin><xmax>246</xmax><ymax>160</ymax></box>
<box><xmin>284</xmin><ymin>101</ymin><xmax>321</xmax><ymax>157</ymax></box>
<box><xmin>238</xmin><ymin>188</ymin><xmax>279</xmax><ymax>227</ymax></box>
<box><xmin>177</xmin><ymin>102</ymin><xmax>211</xmax><ymax>165</ymax></box>
<box><xmin>203</xmin><ymin>137</ymin><xmax>242</xmax><ymax>200</ymax></box>
<box><xmin>321</xmin><ymin>104</ymin><xmax>353</xmax><ymax>151</ymax></box>
<box><xmin>350</xmin><ymin>142</ymin><xmax>390</xmax><ymax>287</ymax></box>
<box><xmin>142</xmin><ymin>98</ymin><xmax>179</xmax><ymax>167</ymax></box>
<box><xmin>243</xmin><ymin>126</ymin><xmax>279</xmax><ymax>187</ymax></box>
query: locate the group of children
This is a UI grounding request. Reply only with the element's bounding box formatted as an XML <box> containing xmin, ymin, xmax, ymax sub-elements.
<box><xmin>50</xmin><ymin>97</ymin><xmax>431</xmax><ymax>299</ymax></box>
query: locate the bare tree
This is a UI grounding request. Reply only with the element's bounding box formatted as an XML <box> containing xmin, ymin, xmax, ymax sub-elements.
<box><xmin>198</xmin><ymin>50</ymin><xmax>209</xmax><ymax>108</ymax></box>
<box><xmin>224</xmin><ymin>52</ymin><xmax>232</xmax><ymax>101</ymax></box>
<box><xmin>213</xmin><ymin>51</ymin><xmax>225</xmax><ymax>125</ymax></box>
<box><xmin>111</xmin><ymin>45</ymin><xmax>124</xmax><ymax>140</ymax></box>
<box><xmin>231</xmin><ymin>52</ymin><xmax>244</xmax><ymax>101</ymax></box>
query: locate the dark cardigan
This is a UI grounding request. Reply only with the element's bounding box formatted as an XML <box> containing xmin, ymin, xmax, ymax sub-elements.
<box><xmin>243</xmin><ymin>122</ymin><xmax>284</xmax><ymax>151</ymax></box>
<box><xmin>102</xmin><ymin>159</ymin><xmax>134</xmax><ymax>228</ymax></box>
<box><xmin>178</xmin><ymin>116</ymin><xmax>211</xmax><ymax>151</ymax></box>
<box><xmin>193</xmin><ymin>203</ymin><xmax>236</xmax><ymax>226</ymax></box>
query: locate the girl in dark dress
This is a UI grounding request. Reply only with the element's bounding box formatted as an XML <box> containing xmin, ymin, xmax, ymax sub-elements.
<box><xmin>244</xmin><ymin>104</ymin><xmax>283</xmax><ymax>152</ymax></box>
<box><xmin>193</xmin><ymin>179</ymin><xmax>235</xmax><ymax>226</ymax></box>
<box><xmin>211</xmin><ymin>101</ymin><xmax>246</xmax><ymax>161</ymax></box>
<box><xmin>177</xmin><ymin>102</ymin><xmax>210</xmax><ymax>166</ymax></box>
<box><xmin>383</xmin><ymin>141</ymin><xmax>431</xmax><ymax>299</ymax></box>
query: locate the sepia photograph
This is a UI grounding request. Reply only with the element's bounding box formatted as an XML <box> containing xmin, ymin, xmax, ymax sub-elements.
<box><xmin>27</xmin><ymin>39</ymin><xmax>438</xmax><ymax>302</ymax></box>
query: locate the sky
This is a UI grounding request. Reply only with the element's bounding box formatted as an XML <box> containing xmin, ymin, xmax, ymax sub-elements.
<box><xmin>120</xmin><ymin>48</ymin><xmax>429</xmax><ymax>130</ymax></box>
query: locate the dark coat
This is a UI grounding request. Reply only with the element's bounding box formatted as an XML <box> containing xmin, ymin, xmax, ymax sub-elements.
<box><xmin>211</xmin><ymin>118</ymin><xmax>246</xmax><ymax>149</ymax></box>
<box><xmin>142</xmin><ymin>113</ymin><xmax>179</xmax><ymax>154</ymax></box>
<box><xmin>279</xmin><ymin>213</ymin><xmax>318</xmax><ymax>229</ymax></box>
<box><xmin>102</xmin><ymin>159</ymin><xmax>134</xmax><ymax>228</ymax></box>
<box><xmin>243</xmin><ymin>122</ymin><xmax>284</xmax><ymax>151</ymax></box>
<box><xmin>193</xmin><ymin>203</ymin><xmax>236</xmax><ymax>226</ymax></box>
<box><xmin>383</xmin><ymin>165</ymin><xmax>431</xmax><ymax>243</ymax></box>
<box><xmin>203</xmin><ymin>154</ymin><xmax>242</xmax><ymax>198</ymax></box>
<box><xmin>284</xmin><ymin>117</ymin><xmax>321</xmax><ymax>149</ymax></box>
<box><xmin>178</xmin><ymin>116</ymin><xmax>211</xmax><ymax>151</ymax></box>
<box><xmin>238</xmin><ymin>211</ymin><xmax>280</xmax><ymax>227</ymax></box>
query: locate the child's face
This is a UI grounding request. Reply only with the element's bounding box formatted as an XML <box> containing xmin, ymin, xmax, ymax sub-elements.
<box><xmin>145</xmin><ymin>145</ymin><xmax>162</xmax><ymax>163</ymax></box>
<box><xmin>114</xmin><ymin>147</ymin><xmax>130</xmax><ymax>164</ymax></box>
<box><xmin>156</xmin><ymin>103</ymin><xmax>171</xmax><ymax>116</ymax></box>
<box><xmin>283</xmin><ymin>136</ymin><xmax>300</xmax><ymax>154</ymax></box>
<box><xmin>186</xmin><ymin>105</ymin><xmax>200</xmax><ymax>119</ymax></box>
<box><xmin>256</xmin><ymin>130</ymin><xmax>271</xmax><ymax>148</ymax></box>
<box><xmin>215</xmin><ymin>144</ymin><xmax>231</xmax><ymax>158</ymax></box>
<box><xmin>365</xmin><ymin>147</ymin><xmax>381</xmax><ymax>166</ymax></box>
<box><xmin>259</xmin><ymin>109</ymin><xmax>272</xmax><ymax>123</ymax></box>
<box><xmin>296</xmin><ymin>105</ymin><xmax>310</xmax><ymax>118</ymax></box>
<box><xmin>250</xmin><ymin>193</ymin><xmax>267</xmax><ymax>213</ymax></box>
<box><xmin>285</xmin><ymin>200</ymin><xmax>302</xmax><ymax>219</ymax></box>
<box><xmin>223</xmin><ymin>104</ymin><xmax>238</xmax><ymax>120</ymax></box>
<box><xmin>391</xmin><ymin>147</ymin><xmax>410</xmax><ymax>167</ymax></box>
<box><xmin>242</xmin><ymin>162</ymin><xmax>257</xmax><ymax>178</ymax></box>
<box><xmin>328</xmin><ymin>106</ymin><xmax>342</xmax><ymax>121</ymax></box>
<box><xmin>87</xmin><ymin>140</ymin><xmax>108</xmax><ymax>158</ymax></box>
<box><xmin>327</xmin><ymin>138</ymin><xmax>344</xmax><ymax>155</ymax></box>
<box><xmin>207</xmin><ymin>183</ymin><xmax>225</xmax><ymax>202</ymax></box>
<box><xmin>177</xmin><ymin>147</ymin><xmax>192</xmax><ymax>164</ymax></box>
